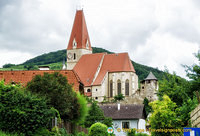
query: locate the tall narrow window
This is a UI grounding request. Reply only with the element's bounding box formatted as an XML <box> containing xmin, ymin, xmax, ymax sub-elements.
<box><xmin>117</xmin><ymin>80</ymin><xmax>121</xmax><ymax>95</ymax></box>
<box><xmin>110</xmin><ymin>80</ymin><xmax>113</xmax><ymax>97</ymax></box>
<box><xmin>125</xmin><ymin>79</ymin><xmax>129</xmax><ymax>96</ymax></box>
<box><xmin>74</xmin><ymin>53</ymin><xmax>76</xmax><ymax>60</ymax></box>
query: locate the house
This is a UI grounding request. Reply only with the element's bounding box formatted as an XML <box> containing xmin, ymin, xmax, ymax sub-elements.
<box><xmin>100</xmin><ymin>104</ymin><xmax>147</xmax><ymax>136</ymax></box>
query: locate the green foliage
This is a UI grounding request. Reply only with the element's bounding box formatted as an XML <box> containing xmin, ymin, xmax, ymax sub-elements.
<box><xmin>76</xmin><ymin>132</ymin><xmax>88</xmax><ymax>136</ymax></box>
<box><xmin>23</xmin><ymin>49</ymin><xmax>66</xmax><ymax>66</ymax></box>
<box><xmin>74</xmin><ymin>92</ymin><xmax>89</xmax><ymax>125</ymax></box>
<box><xmin>158</xmin><ymin>72</ymin><xmax>191</xmax><ymax>106</ymax></box>
<box><xmin>3</xmin><ymin>63</ymin><xmax>15</xmax><ymax>68</ymax></box>
<box><xmin>84</xmin><ymin>102</ymin><xmax>104</xmax><ymax>128</ymax></box>
<box><xmin>27</xmin><ymin>72</ymin><xmax>80</xmax><ymax>122</ymax></box>
<box><xmin>114</xmin><ymin>93</ymin><xmax>125</xmax><ymax>102</ymax></box>
<box><xmin>143</xmin><ymin>97</ymin><xmax>152</xmax><ymax>116</ymax></box>
<box><xmin>131</xmin><ymin>61</ymin><xmax>165</xmax><ymax>81</ymax></box>
<box><xmin>177</xmin><ymin>97</ymin><xmax>198</xmax><ymax>126</ymax></box>
<box><xmin>84</xmin><ymin>101</ymin><xmax>113</xmax><ymax>128</ymax></box>
<box><xmin>149</xmin><ymin>95</ymin><xmax>181</xmax><ymax>136</ymax></box>
<box><xmin>185</xmin><ymin>50</ymin><xmax>200</xmax><ymax>92</ymax></box>
<box><xmin>0</xmin><ymin>130</ymin><xmax>24</xmax><ymax>136</ymax></box>
<box><xmin>34</xmin><ymin>128</ymin><xmax>52</xmax><ymax>136</ymax></box>
<box><xmin>127</xmin><ymin>128</ymin><xmax>136</xmax><ymax>136</ymax></box>
<box><xmin>88</xmin><ymin>122</ymin><xmax>108</xmax><ymax>136</ymax></box>
<box><xmin>102</xmin><ymin>117</ymin><xmax>113</xmax><ymax>127</ymax></box>
<box><xmin>0</xmin><ymin>81</ymin><xmax>56</xmax><ymax>136</ymax></box>
<box><xmin>135</xmin><ymin>133</ymin><xmax>149</xmax><ymax>136</ymax></box>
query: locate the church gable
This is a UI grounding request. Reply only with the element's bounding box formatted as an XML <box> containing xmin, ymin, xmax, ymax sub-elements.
<box><xmin>93</xmin><ymin>53</ymin><xmax>135</xmax><ymax>86</ymax></box>
<box><xmin>73</xmin><ymin>53</ymin><xmax>105</xmax><ymax>87</ymax></box>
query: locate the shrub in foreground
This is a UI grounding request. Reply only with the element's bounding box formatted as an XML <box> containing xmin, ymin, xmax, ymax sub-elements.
<box><xmin>88</xmin><ymin>122</ymin><xmax>108</xmax><ymax>136</ymax></box>
<box><xmin>0</xmin><ymin>81</ymin><xmax>56</xmax><ymax>135</ymax></box>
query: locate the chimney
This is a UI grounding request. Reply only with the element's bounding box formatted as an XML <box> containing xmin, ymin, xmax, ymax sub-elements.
<box><xmin>118</xmin><ymin>103</ymin><xmax>120</xmax><ymax>110</ymax></box>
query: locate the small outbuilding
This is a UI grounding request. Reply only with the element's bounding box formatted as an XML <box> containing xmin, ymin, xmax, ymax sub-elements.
<box><xmin>100</xmin><ymin>104</ymin><xmax>147</xmax><ymax>136</ymax></box>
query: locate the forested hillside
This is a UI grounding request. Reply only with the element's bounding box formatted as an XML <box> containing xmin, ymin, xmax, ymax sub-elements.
<box><xmin>1</xmin><ymin>47</ymin><xmax>165</xmax><ymax>81</ymax></box>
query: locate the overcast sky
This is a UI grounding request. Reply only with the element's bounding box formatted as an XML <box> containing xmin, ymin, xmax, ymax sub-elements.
<box><xmin>0</xmin><ymin>0</ymin><xmax>199</xmax><ymax>78</ymax></box>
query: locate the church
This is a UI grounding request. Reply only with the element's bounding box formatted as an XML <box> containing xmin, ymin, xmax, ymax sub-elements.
<box><xmin>66</xmin><ymin>10</ymin><xmax>138</xmax><ymax>102</ymax></box>
<box><xmin>0</xmin><ymin>10</ymin><xmax>158</xmax><ymax>103</ymax></box>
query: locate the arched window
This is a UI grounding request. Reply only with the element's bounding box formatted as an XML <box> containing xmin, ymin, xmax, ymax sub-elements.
<box><xmin>110</xmin><ymin>80</ymin><xmax>113</xmax><ymax>97</ymax></box>
<box><xmin>74</xmin><ymin>53</ymin><xmax>76</xmax><ymax>60</ymax></box>
<box><xmin>117</xmin><ymin>79</ymin><xmax>121</xmax><ymax>95</ymax></box>
<box><xmin>125</xmin><ymin>79</ymin><xmax>129</xmax><ymax>96</ymax></box>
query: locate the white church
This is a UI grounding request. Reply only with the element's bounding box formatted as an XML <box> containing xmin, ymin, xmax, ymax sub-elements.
<box><xmin>66</xmin><ymin>10</ymin><xmax>142</xmax><ymax>102</ymax></box>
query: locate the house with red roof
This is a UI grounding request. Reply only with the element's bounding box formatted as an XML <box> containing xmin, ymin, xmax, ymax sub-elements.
<box><xmin>66</xmin><ymin>10</ymin><xmax>138</xmax><ymax>102</ymax></box>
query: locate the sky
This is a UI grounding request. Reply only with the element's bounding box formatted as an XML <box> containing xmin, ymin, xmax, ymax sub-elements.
<box><xmin>0</xmin><ymin>0</ymin><xmax>199</xmax><ymax>78</ymax></box>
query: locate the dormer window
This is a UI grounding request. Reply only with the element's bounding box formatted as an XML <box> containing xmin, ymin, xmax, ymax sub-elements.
<box><xmin>73</xmin><ymin>38</ymin><xmax>77</xmax><ymax>49</ymax></box>
<box><xmin>86</xmin><ymin>40</ymin><xmax>89</xmax><ymax>49</ymax></box>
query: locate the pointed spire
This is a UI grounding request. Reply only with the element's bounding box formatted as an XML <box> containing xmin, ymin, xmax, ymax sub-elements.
<box><xmin>67</xmin><ymin>10</ymin><xmax>92</xmax><ymax>51</ymax></box>
<box><xmin>145</xmin><ymin>72</ymin><xmax>157</xmax><ymax>80</ymax></box>
<box><xmin>62</xmin><ymin>59</ymin><xmax>67</xmax><ymax>70</ymax></box>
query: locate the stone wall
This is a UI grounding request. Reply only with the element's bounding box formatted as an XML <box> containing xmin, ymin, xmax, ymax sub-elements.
<box><xmin>191</xmin><ymin>104</ymin><xmax>200</xmax><ymax>127</ymax></box>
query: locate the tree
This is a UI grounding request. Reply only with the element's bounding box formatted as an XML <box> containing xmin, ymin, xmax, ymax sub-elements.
<box><xmin>143</xmin><ymin>97</ymin><xmax>152</xmax><ymax>116</ymax></box>
<box><xmin>114</xmin><ymin>93</ymin><xmax>125</xmax><ymax>102</ymax></box>
<box><xmin>84</xmin><ymin>101</ymin><xmax>113</xmax><ymax>128</ymax></box>
<box><xmin>27</xmin><ymin>72</ymin><xmax>80</xmax><ymax>122</ymax></box>
<box><xmin>73</xmin><ymin>92</ymin><xmax>89</xmax><ymax>125</ymax></box>
<box><xmin>158</xmin><ymin>72</ymin><xmax>191</xmax><ymax>106</ymax></box>
<box><xmin>185</xmin><ymin>50</ymin><xmax>200</xmax><ymax>93</ymax></box>
<box><xmin>0</xmin><ymin>80</ymin><xmax>56</xmax><ymax>135</ymax></box>
<box><xmin>149</xmin><ymin>95</ymin><xmax>181</xmax><ymax>136</ymax></box>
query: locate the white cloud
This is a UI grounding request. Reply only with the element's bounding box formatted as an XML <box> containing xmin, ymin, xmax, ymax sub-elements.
<box><xmin>0</xmin><ymin>49</ymin><xmax>34</xmax><ymax>68</ymax></box>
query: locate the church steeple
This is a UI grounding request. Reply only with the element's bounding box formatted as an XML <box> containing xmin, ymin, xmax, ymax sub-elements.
<box><xmin>67</xmin><ymin>10</ymin><xmax>92</xmax><ymax>50</ymax></box>
<box><xmin>66</xmin><ymin>10</ymin><xmax>92</xmax><ymax>70</ymax></box>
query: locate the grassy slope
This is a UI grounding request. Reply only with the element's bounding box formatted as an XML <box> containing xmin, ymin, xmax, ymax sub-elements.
<box><xmin>0</xmin><ymin>47</ymin><xmax>165</xmax><ymax>81</ymax></box>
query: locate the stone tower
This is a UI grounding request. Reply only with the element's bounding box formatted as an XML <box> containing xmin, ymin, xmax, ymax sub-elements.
<box><xmin>66</xmin><ymin>10</ymin><xmax>92</xmax><ymax>70</ymax></box>
<box><xmin>140</xmin><ymin>72</ymin><xmax>158</xmax><ymax>101</ymax></box>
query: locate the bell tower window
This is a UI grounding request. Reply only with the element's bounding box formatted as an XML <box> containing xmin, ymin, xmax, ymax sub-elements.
<box><xmin>74</xmin><ymin>53</ymin><xmax>76</xmax><ymax>60</ymax></box>
<box><xmin>73</xmin><ymin>39</ymin><xmax>77</xmax><ymax>49</ymax></box>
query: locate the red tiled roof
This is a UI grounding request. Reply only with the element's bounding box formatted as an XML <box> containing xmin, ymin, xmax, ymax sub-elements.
<box><xmin>67</xmin><ymin>10</ymin><xmax>92</xmax><ymax>51</ymax></box>
<box><xmin>0</xmin><ymin>70</ymin><xmax>80</xmax><ymax>91</ymax></box>
<box><xmin>73</xmin><ymin>53</ymin><xmax>105</xmax><ymax>87</ymax></box>
<box><xmin>93</xmin><ymin>53</ymin><xmax>135</xmax><ymax>85</ymax></box>
<box><xmin>73</xmin><ymin>53</ymin><xmax>135</xmax><ymax>86</ymax></box>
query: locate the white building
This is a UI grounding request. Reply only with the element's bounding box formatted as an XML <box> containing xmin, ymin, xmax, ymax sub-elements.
<box><xmin>100</xmin><ymin>104</ymin><xmax>147</xmax><ymax>136</ymax></box>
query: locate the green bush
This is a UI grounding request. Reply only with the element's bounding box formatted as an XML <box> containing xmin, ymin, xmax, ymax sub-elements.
<box><xmin>127</xmin><ymin>128</ymin><xmax>136</xmax><ymax>136</ymax></box>
<box><xmin>88</xmin><ymin>122</ymin><xmax>108</xmax><ymax>136</ymax></box>
<box><xmin>34</xmin><ymin>128</ymin><xmax>51</xmax><ymax>136</ymax></box>
<box><xmin>0</xmin><ymin>130</ymin><xmax>24</xmax><ymax>136</ymax></box>
<box><xmin>135</xmin><ymin>133</ymin><xmax>148</xmax><ymax>136</ymax></box>
<box><xmin>76</xmin><ymin>132</ymin><xmax>88</xmax><ymax>136</ymax></box>
<box><xmin>0</xmin><ymin>81</ymin><xmax>56</xmax><ymax>136</ymax></box>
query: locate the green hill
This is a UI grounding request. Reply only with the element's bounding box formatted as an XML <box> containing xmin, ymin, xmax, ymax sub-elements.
<box><xmin>1</xmin><ymin>47</ymin><xmax>165</xmax><ymax>81</ymax></box>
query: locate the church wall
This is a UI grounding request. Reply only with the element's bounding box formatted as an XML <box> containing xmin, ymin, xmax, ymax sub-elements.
<box><xmin>91</xmin><ymin>72</ymin><xmax>109</xmax><ymax>102</ymax></box>
<box><xmin>108</xmin><ymin>72</ymin><xmax>138</xmax><ymax>97</ymax></box>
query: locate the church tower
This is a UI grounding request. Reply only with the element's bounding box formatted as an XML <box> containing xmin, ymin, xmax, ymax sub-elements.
<box><xmin>67</xmin><ymin>10</ymin><xmax>92</xmax><ymax>70</ymax></box>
